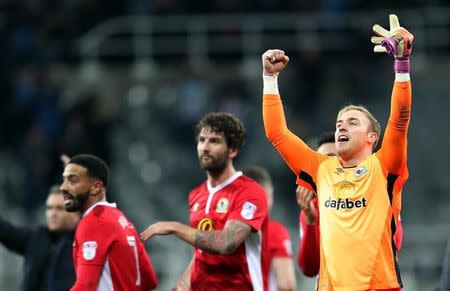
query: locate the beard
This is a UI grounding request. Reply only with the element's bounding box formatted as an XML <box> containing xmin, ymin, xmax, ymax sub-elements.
<box><xmin>199</xmin><ymin>149</ymin><xmax>229</xmax><ymax>176</ymax></box>
<box><xmin>63</xmin><ymin>191</ymin><xmax>90</xmax><ymax>212</ymax></box>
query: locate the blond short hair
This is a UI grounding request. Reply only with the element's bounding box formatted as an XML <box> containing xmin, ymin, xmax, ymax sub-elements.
<box><xmin>337</xmin><ymin>105</ymin><xmax>381</xmax><ymax>149</ymax></box>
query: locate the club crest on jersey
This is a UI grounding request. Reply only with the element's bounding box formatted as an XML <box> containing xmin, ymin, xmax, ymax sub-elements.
<box><xmin>334</xmin><ymin>181</ymin><xmax>355</xmax><ymax>199</ymax></box>
<box><xmin>215</xmin><ymin>197</ymin><xmax>229</xmax><ymax>213</ymax></box>
<box><xmin>241</xmin><ymin>202</ymin><xmax>257</xmax><ymax>220</ymax></box>
<box><xmin>82</xmin><ymin>241</ymin><xmax>97</xmax><ymax>260</ymax></box>
<box><xmin>354</xmin><ymin>166</ymin><xmax>368</xmax><ymax>178</ymax></box>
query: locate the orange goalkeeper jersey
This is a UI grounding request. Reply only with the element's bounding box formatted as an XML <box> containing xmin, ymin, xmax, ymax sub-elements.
<box><xmin>263</xmin><ymin>81</ymin><xmax>411</xmax><ymax>290</ymax></box>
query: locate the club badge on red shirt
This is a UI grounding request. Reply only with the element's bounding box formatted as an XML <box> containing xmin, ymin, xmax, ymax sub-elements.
<box><xmin>241</xmin><ymin>202</ymin><xmax>257</xmax><ymax>220</ymax></box>
<box><xmin>82</xmin><ymin>241</ymin><xmax>97</xmax><ymax>260</ymax></box>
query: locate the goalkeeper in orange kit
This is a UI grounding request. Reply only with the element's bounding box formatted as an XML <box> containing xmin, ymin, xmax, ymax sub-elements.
<box><xmin>261</xmin><ymin>14</ymin><xmax>413</xmax><ymax>290</ymax></box>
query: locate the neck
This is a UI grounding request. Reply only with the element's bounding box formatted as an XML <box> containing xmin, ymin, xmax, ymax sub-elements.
<box><xmin>81</xmin><ymin>194</ymin><xmax>106</xmax><ymax>215</ymax></box>
<box><xmin>338</xmin><ymin>148</ymin><xmax>372</xmax><ymax>168</ymax></box>
<box><xmin>207</xmin><ymin>164</ymin><xmax>236</xmax><ymax>187</ymax></box>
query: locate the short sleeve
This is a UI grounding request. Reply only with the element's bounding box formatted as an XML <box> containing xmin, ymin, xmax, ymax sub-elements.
<box><xmin>227</xmin><ymin>183</ymin><xmax>268</xmax><ymax>231</ymax></box>
<box><xmin>75</xmin><ymin>218</ymin><xmax>115</xmax><ymax>266</ymax></box>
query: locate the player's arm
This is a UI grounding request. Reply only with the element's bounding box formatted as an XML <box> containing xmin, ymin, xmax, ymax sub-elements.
<box><xmin>193</xmin><ymin>219</ymin><xmax>252</xmax><ymax>255</ymax></box>
<box><xmin>0</xmin><ymin>217</ymin><xmax>31</xmax><ymax>255</ymax></box>
<box><xmin>262</xmin><ymin>49</ymin><xmax>325</xmax><ymax>178</ymax></box>
<box><xmin>377</xmin><ymin>79</ymin><xmax>411</xmax><ymax>173</ymax></box>
<box><xmin>172</xmin><ymin>254</ymin><xmax>194</xmax><ymax>291</ymax></box>
<box><xmin>271</xmin><ymin>225</ymin><xmax>296</xmax><ymax>291</ymax></box>
<box><xmin>70</xmin><ymin>265</ymin><xmax>103</xmax><ymax>291</ymax></box>
<box><xmin>372</xmin><ymin>15</ymin><xmax>413</xmax><ymax>174</ymax></box>
<box><xmin>297</xmin><ymin>210</ymin><xmax>320</xmax><ymax>277</ymax></box>
<box><xmin>142</xmin><ymin>186</ymin><xmax>267</xmax><ymax>255</ymax></box>
<box><xmin>141</xmin><ymin>220</ymin><xmax>252</xmax><ymax>255</ymax></box>
<box><xmin>272</xmin><ymin>257</ymin><xmax>297</xmax><ymax>291</ymax></box>
<box><xmin>295</xmin><ymin>184</ymin><xmax>320</xmax><ymax>276</ymax></box>
<box><xmin>70</xmin><ymin>221</ymin><xmax>111</xmax><ymax>291</ymax></box>
<box><xmin>137</xmin><ymin>239</ymin><xmax>158</xmax><ymax>290</ymax></box>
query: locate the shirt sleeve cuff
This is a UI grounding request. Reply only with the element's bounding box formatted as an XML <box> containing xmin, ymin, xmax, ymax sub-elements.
<box><xmin>395</xmin><ymin>73</ymin><xmax>410</xmax><ymax>82</ymax></box>
<box><xmin>263</xmin><ymin>74</ymin><xmax>279</xmax><ymax>95</ymax></box>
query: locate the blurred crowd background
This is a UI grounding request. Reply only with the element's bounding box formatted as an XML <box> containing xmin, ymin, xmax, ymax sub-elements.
<box><xmin>0</xmin><ymin>0</ymin><xmax>449</xmax><ymax>290</ymax></box>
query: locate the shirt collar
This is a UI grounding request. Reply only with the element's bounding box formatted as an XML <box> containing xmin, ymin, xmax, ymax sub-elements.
<box><xmin>207</xmin><ymin>171</ymin><xmax>243</xmax><ymax>193</ymax></box>
<box><xmin>83</xmin><ymin>201</ymin><xmax>117</xmax><ymax>217</ymax></box>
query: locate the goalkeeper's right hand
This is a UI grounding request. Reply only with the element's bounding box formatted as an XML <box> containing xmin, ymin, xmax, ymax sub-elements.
<box><xmin>371</xmin><ymin>14</ymin><xmax>414</xmax><ymax>59</ymax></box>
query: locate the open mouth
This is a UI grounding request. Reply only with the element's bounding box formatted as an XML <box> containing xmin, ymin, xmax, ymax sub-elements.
<box><xmin>63</xmin><ymin>193</ymin><xmax>74</xmax><ymax>201</ymax></box>
<box><xmin>337</xmin><ymin>135</ymin><xmax>349</xmax><ymax>142</ymax></box>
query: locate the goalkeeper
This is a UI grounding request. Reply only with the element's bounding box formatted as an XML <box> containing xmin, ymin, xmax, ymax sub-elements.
<box><xmin>261</xmin><ymin>14</ymin><xmax>413</xmax><ymax>290</ymax></box>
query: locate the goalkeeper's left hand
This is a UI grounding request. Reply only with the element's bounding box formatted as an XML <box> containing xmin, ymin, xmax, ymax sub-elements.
<box><xmin>371</xmin><ymin>14</ymin><xmax>414</xmax><ymax>60</ymax></box>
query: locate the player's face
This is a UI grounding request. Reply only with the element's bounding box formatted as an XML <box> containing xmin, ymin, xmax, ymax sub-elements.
<box><xmin>61</xmin><ymin>164</ymin><xmax>95</xmax><ymax>213</ymax></box>
<box><xmin>335</xmin><ymin>110</ymin><xmax>374</xmax><ymax>159</ymax></box>
<box><xmin>317</xmin><ymin>142</ymin><xmax>337</xmax><ymax>156</ymax></box>
<box><xmin>197</xmin><ymin>127</ymin><xmax>236</xmax><ymax>174</ymax></box>
<box><xmin>46</xmin><ymin>193</ymin><xmax>80</xmax><ymax>231</ymax></box>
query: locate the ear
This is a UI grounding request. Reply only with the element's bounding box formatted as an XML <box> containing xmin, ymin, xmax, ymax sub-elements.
<box><xmin>91</xmin><ymin>181</ymin><xmax>104</xmax><ymax>196</ymax></box>
<box><xmin>229</xmin><ymin>147</ymin><xmax>238</xmax><ymax>159</ymax></box>
<box><xmin>368</xmin><ymin>132</ymin><xmax>378</xmax><ymax>144</ymax></box>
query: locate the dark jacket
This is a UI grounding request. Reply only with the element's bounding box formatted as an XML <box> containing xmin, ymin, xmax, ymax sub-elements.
<box><xmin>0</xmin><ymin>217</ymin><xmax>75</xmax><ymax>291</ymax></box>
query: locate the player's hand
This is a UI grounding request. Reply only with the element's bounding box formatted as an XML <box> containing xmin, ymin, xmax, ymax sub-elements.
<box><xmin>140</xmin><ymin>221</ymin><xmax>177</xmax><ymax>241</ymax></box>
<box><xmin>371</xmin><ymin>14</ymin><xmax>414</xmax><ymax>59</ymax></box>
<box><xmin>262</xmin><ymin>49</ymin><xmax>289</xmax><ymax>76</ymax></box>
<box><xmin>296</xmin><ymin>185</ymin><xmax>317</xmax><ymax>225</ymax></box>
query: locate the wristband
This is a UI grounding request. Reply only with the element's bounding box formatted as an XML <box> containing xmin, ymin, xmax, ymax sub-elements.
<box><xmin>263</xmin><ymin>74</ymin><xmax>279</xmax><ymax>95</ymax></box>
<box><xmin>394</xmin><ymin>59</ymin><xmax>410</xmax><ymax>74</ymax></box>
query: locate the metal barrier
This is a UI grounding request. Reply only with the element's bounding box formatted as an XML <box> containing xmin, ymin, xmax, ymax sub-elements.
<box><xmin>77</xmin><ymin>7</ymin><xmax>450</xmax><ymax>65</ymax></box>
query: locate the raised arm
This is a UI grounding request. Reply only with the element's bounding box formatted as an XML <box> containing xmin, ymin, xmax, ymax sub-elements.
<box><xmin>262</xmin><ymin>49</ymin><xmax>325</xmax><ymax>178</ymax></box>
<box><xmin>0</xmin><ymin>217</ymin><xmax>31</xmax><ymax>255</ymax></box>
<box><xmin>372</xmin><ymin>15</ymin><xmax>413</xmax><ymax>174</ymax></box>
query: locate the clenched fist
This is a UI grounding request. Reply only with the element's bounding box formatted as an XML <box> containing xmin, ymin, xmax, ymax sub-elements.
<box><xmin>262</xmin><ymin>49</ymin><xmax>289</xmax><ymax>76</ymax></box>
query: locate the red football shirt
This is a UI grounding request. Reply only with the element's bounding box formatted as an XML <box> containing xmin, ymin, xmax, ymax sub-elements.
<box><xmin>189</xmin><ymin>172</ymin><xmax>269</xmax><ymax>291</ymax></box>
<box><xmin>267</xmin><ymin>219</ymin><xmax>293</xmax><ymax>291</ymax></box>
<box><xmin>71</xmin><ymin>202</ymin><xmax>157</xmax><ymax>291</ymax></box>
